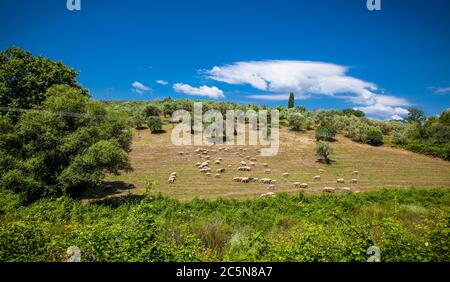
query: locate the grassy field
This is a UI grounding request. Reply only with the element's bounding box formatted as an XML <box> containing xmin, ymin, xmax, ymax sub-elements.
<box><xmin>96</xmin><ymin>121</ymin><xmax>450</xmax><ymax>201</ymax></box>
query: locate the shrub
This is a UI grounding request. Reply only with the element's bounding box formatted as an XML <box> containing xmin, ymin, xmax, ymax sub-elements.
<box><xmin>0</xmin><ymin>85</ymin><xmax>132</xmax><ymax>203</ymax></box>
<box><xmin>143</xmin><ymin>104</ymin><xmax>161</xmax><ymax>118</ymax></box>
<box><xmin>315</xmin><ymin>126</ymin><xmax>336</xmax><ymax>141</ymax></box>
<box><xmin>315</xmin><ymin>141</ymin><xmax>334</xmax><ymax>164</ymax></box>
<box><xmin>287</xmin><ymin>113</ymin><xmax>304</xmax><ymax>131</ymax></box>
<box><xmin>366</xmin><ymin>127</ymin><xmax>384</xmax><ymax>146</ymax></box>
<box><xmin>132</xmin><ymin>113</ymin><xmax>146</xmax><ymax>129</ymax></box>
<box><xmin>146</xmin><ymin>116</ymin><xmax>163</xmax><ymax>133</ymax></box>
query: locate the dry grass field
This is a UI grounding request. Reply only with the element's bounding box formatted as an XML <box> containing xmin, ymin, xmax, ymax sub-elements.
<box><xmin>97</xmin><ymin>121</ymin><xmax>450</xmax><ymax>201</ymax></box>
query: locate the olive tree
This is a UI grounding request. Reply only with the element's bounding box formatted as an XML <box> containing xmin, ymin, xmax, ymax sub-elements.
<box><xmin>315</xmin><ymin>141</ymin><xmax>334</xmax><ymax>164</ymax></box>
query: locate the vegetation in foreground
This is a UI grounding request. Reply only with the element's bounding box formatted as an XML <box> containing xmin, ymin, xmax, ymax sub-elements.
<box><xmin>0</xmin><ymin>188</ymin><xmax>449</xmax><ymax>262</ymax></box>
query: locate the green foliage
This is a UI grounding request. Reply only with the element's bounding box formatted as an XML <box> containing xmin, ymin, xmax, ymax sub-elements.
<box><xmin>143</xmin><ymin>104</ymin><xmax>161</xmax><ymax>118</ymax></box>
<box><xmin>342</xmin><ymin>108</ymin><xmax>365</xmax><ymax>117</ymax></box>
<box><xmin>1</xmin><ymin>189</ymin><xmax>448</xmax><ymax>262</ymax></box>
<box><xmin>405</xmin><ymin>106</ymin><xmax>426</xmax><ymax>124</ymax></box>
<box><xmin>287</xmin><ymin>112</ymin><xmax>304</xmax><ymax>131</ymax></box>
<box><xmin>58</xmin><ymin>140</ymin><xmax>132</xmax><ymax>197</ymax></box>
<box><xmin>146</xmin><ymin>116</ymin><xmax>163</xmax><ymax>133</ymax></box>
<box><xmin>0</xmin><ymin>85</ymin><xmax>132</xmax><ymax>203</ymax></box>
<box><xmin>390</xmin><ymin>109</ymin><xmax>450</xmax><ymax>160</ymax></box>
<box><xmin>315</xmin><ymin>125</ymin><xmax>336</xmax><ymax>141</ymax></box>
<box><xmin>397</xmin><ymin>141</ymin><xmax>450</xmax><ymax>161</ymax></box>
<box><xmin>366</xmin><ymin>126</ymin><xmax>384</xmax><ymax>146</ymax></box>
<box><xmin>315</xmin><ymin>141</ymin><xmax>334</xmax><ymax>164</ymax></box>
<box><xmin>0</xmin><ymin>47</ymin><xmax>86</xmax><ymax>114</ymax></box>
<box><xmin>314</xmin><ymin>110</ymin><xmax>336</xmax><ymax>128</ymax></box>
<box><xmin>132</xmin><ymin>113</ymin><xmax>146</xmax><ymax>129</ymax></box>
<box><xmin>288</xmin><ymin>92</ymin><xmax>295</xmax><ymax>108</ymax></box>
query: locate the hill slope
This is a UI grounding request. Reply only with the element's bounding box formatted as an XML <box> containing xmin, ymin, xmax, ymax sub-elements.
<box><xmin>98</xmin><ymin>123</ymin><xmax>450</xmax><ymax>201</ymax></box>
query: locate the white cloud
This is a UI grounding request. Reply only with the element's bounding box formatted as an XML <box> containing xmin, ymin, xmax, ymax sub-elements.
<box><xmin>132</xmin><ymin>81</ymin><xmax>151</xmax><ymax>94</ymax></box>
<box><xmin>206</xmin><ymin>60</ymin><xmax>409</xmax><ymax>119</ymax></box>
<box><xmin>391</xmin><ymin>115</ymin><xmax>404</xmax><ymax>121</ymax></box>
<box><xmin>430</xmin><ymin>86</ymin><xmax>450</xmax><ymax>94</ymax></box>
<box><xmin>173</xmin><ymin>83</ymin><xmax>225</xmax><ymax>99</ymax></box>
<box><xmin>156</xmin><ymin>80</ymin><xmax>169</xmax><ymax>85</ymax></box>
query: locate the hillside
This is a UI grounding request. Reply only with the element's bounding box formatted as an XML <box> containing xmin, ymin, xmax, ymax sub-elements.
<box><xmin>95</xmin><ymin>121</ymin><xmax>450</xmax><ymax>201</ymax></box>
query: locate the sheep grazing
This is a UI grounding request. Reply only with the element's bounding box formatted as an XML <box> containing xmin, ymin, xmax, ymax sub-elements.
<box><xmin>294</xmin><ymin>182</ymin><xmax>308</xmax><ymax>189</ymax></box>
<box><xmin>218</xmin><ymin>157</ymin><xmax>223</xmax><ymax>161</ymax></box>
<box><xmin>195</xmin><ymin>162</ymin><xmax>201</xmax><ymax>167</ymax></box>
<box><xmin>260</xmin><ymin>192</ymin><xmax>275</xmax><ymax>198</ymax></box>
<box><xmin>200</xmin><ymin>168</ymin><xmax>211</xmax><ymax>173</ymax></box>
<box><xmin>337</xmin><ymin>178</ymin><xmax>345</xmax><ymax>184</ymax></box>
<box><xmin>215</xmin><ymin>174</ymin><xmax>222</xmax><ymax>178</ymax></box>
<box><xmin>352</xmin><ymin>171</ymin><xmax>359</xmax><ymax>176</ymax></box>
<box><xmin>245</xmin><ymin>155</ymin><xmax>251</xmax><ymax>160</ymax></box>
<box><xmin>318</xmin><ymin>169</ymin><xmax>325</xmax><ymax>173</ymax></box>
<box><xmin>260</xmin><ymin>178</ymin><xmax>272</xmax><ymax>184</ymax></box>
<box><xmin>168</xmin><ymin>172</ymin><xmax>177</xmax><ymax>184</ymax></box>
<box><xmin>340</xmin><ymin>187</ymin><xmax>351</xmax><ymax>192</ymax></box>
<box><xmin>215</xmin><ymin>160</ymin><xmax>221</xmax><ymax>164</ymax></box>
<box><xmin>178</xmin><ymin>152</ymin><xmax>184</xmax><ymax>155</ymax></box>
<box><xmin>251</xmin><ymin>178</ymin><xmax>259</xmax><ymax>182</ymax></box>
<box><xmin>240</xmin><ymin>161</ymin><xmax>247</xmax><ymax>166</ymax></box>
<box><xmin>314</xmin><ymin>175</ymin><xmax>321</xmax><ymax>180</ymax></box>
<box><xmin>282</xmin><ymin>172</ymin><xmax>289</xmax><ymax>178</ymax></box>
<box><xmin>233</xmin><ymin>177</ymin><xmax>242</xmax><ymax>182</ymax></box>
<box><xmin>241</xmin><ymin>177</ymin><xmax>251</xmax><ymax>183</ymax></box>
<box><xmin>264</xmin><ymin>169</ymin><xmax>271</xmax><ymax>174</ymax></box>
<box><xmin>238</xmin><ymin>166</ymin><xmax>252</xmax><ymax>172</ymax></box>
<box><xmin>250</xmin><ymin>157</ymin><xmax>257</xmax><ymax>162</ymax></box>
<box><xmin>351</xmin><ymin>179</ymin><xmax>358</xmax><ymax>184</ymax></box>
<box><xmin>323</xmin><ymin>187</ymin><xmax>336</xmax><ymax>193</ymax></box>
<box><xmin>205</xmin><ymin>156</ymin><xmax>211</xmax><ymax>160</ymax></box>
<box><xmin>270</xmin><ymin>180</ymin><xmax>277</xmax><ymax>184</ymax></box>
<box><xmin>216</xmin><ymin>168</ymin><xmax>225</xmax><ymax>173</ymax></box>
<box><xmin>262</xmin><ymin>163</ymin><xmax>269</xmax><ymax>168</ymax></box>
<box><xmin>205</xmin><ymin>172</ymin><xmax>212</xmax><ymax>177</ymax></box>
<box><xmin>268</xmin><ymin>184</ymin><xmax>275</xmax><ymax>190</ymax></box>
<box><xmin>249</xmin><ymin>162</ymin><xmax>256</xmax><ymax>167</ymax></box>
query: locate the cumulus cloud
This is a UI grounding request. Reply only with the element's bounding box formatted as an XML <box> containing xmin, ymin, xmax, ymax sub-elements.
<box><xmin>173</xmin><ymin>83</ymin><xmax>225</xmax><ymax>99</ymax></box>
<box><xmin>156</xmin><ymin>80</ymin><xmax>169</xmax><ymax>85</ymax></box>
<box><xmin>132</xmin><ymin>81</ymin><xmax>151</xmax><ymax>94</ymax></box>
<box><xmin>206</xmin><ymin>60</ymin><xmax>409</xmax><ymax>119</ymax></box>
<box><xmin>429</xmin><ymin>86</ymin><xmax>450</xmax><ymax>94</ymax></box>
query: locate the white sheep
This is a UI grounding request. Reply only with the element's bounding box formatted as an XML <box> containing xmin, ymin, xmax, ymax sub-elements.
<box><xmin>323</xmin><ymin>187</ymin><xmax>336</xmax><ymax>193</ymax></box>
<box><xmin>282</xmin><ymin>172</ymin><xmax>289</xmax><ymax>177</ymax></box>
<box><xmin>337</xmin><ymin>178</ymin><xmax>345</xmax><ymax>184</ymax></box>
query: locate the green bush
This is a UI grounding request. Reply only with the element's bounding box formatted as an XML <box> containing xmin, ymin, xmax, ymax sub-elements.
<box><xmin>0</xmin><ymin>189</ymin><xmax>449</xmax><ymax>262</ymax></box>
<box><xmin>366</xmin><ymin>127</ymin><xmax>384</xmax><ymax>146</ymax></box>
<box><xmin>146</xmin><ymin>116</ymin><xmax>163</xmax><ymax>133</ymax></box>
<box><xmin>287</xmin><ymin>112</ymin><xmax>304</xmax><ymax>131</ymax></box>
<box><xmin>143</xmin><ymin>104</ymin><xmax>161</xmax><ymax>118</ymax></box>
<box><xmin>315</xmin><ymin>126</ymin><xmax>336</xmax><ymax>141</ymax></box>
<box><xmin>0</xmin><ymin>85</ymin><xmax>132</xmax><ymax>203</ymax></box>
<box><xmin>315</xmin><ymin>141</ymin><xmax>334</xmax><ymax>164</ymax></box>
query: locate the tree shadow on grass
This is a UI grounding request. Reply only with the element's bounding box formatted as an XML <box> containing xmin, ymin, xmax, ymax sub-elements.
<box><xmin>81</xmin><ymin>181</ymin><xmax>138</xmax><ymax>200</ymax></box>
<box><xmin>151</xmin><ymin>129</ymin><xmax>166</xmax><ymax>134</ymax></box>
<box><xmin>316</xmin><ymin>159</ymin><xmax>337</xmax><ymax>165</ymax></box>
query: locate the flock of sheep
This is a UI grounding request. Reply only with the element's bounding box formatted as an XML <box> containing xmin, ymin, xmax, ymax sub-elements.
<box><xmin>168</xmin><ymin>147</ymin><xmax>360</xmax><ymax>197</ymax></box>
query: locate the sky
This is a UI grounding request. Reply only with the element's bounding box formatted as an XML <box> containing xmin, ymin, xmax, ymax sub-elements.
<box><xmin>1</xmin><ymin>0</ymin><xmax>449</xmax><ymax>119</ymax></box>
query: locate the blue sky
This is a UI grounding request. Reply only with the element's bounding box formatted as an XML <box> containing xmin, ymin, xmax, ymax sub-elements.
<box><xmin>1</xmin><ymin>0</ymin><xmax>449</xmax><ymax>119</ymax></box>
